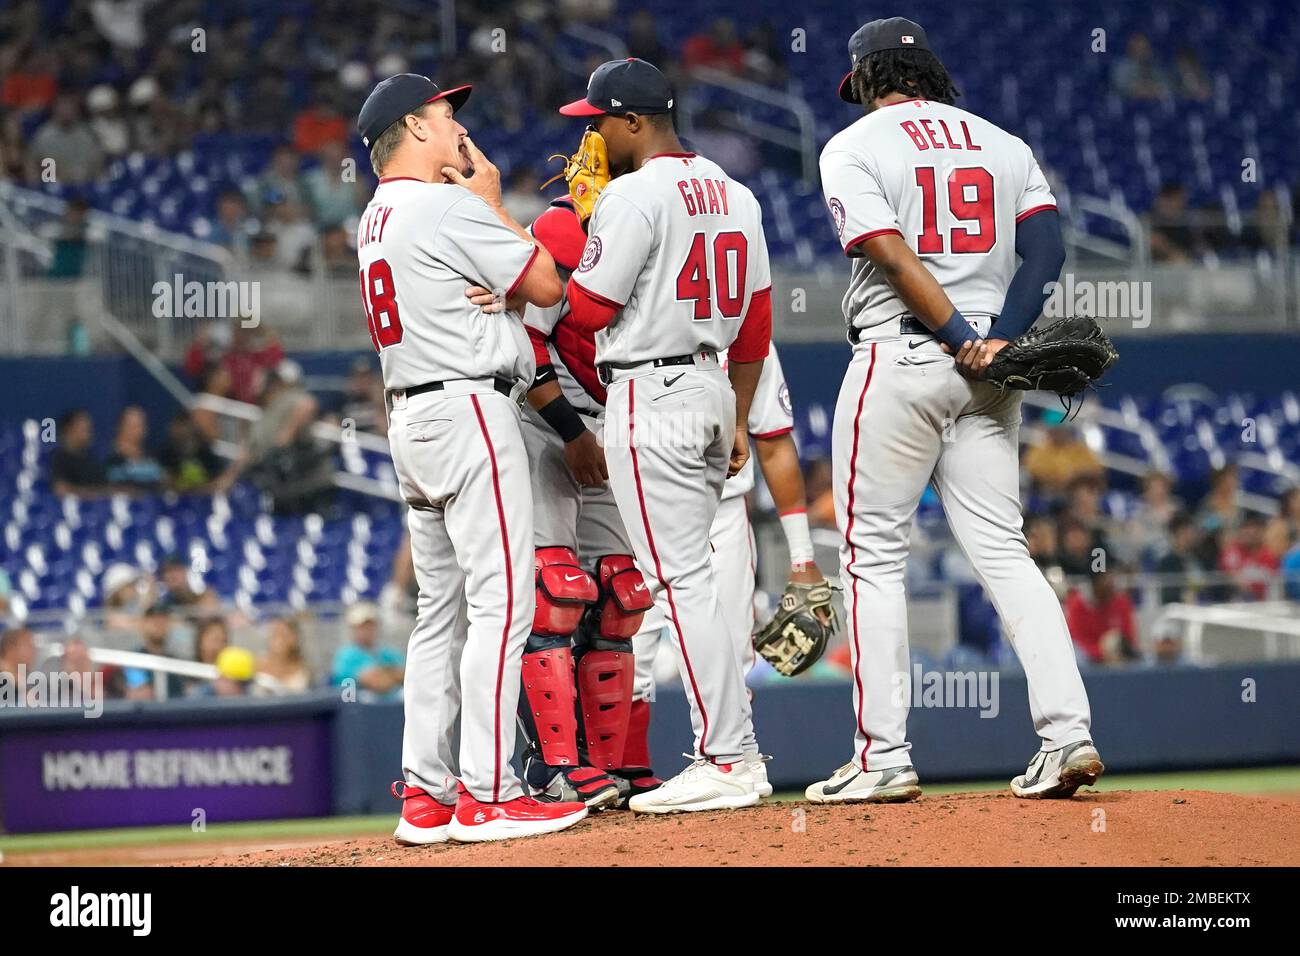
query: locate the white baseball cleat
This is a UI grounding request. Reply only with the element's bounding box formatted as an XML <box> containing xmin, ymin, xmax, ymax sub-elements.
<box><xmin>805</xmin><ymin>762</ymin><xmax>922</xmax><ymax>804</ymax></box>
<box><xmin>628</xmin><ymin>755</ymin><xmax>761</xmax><ymax>814</ymax></box>
<box><xmin>746</xmin><ymin>752</ymin><xmax>773</xmax><ymax>798</ymax></box>
<box><xmin>1010</xmin><ymin>741</ymin><xmax>1105</xmax><ymax>799</ymax></box>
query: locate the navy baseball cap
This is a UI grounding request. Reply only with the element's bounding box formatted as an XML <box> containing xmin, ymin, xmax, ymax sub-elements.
<box><xmin>838</xmin><ymin>17</ymin><xmax>932</xmax><ymax>103</ymax></box>
<box><xmin>559</xmin><ymin>58</ymin><xmax>674</xmax><ymax>116</ymax></box>
<box><xmin>357</xmin><ymin>73</ymin><xmax>472</xmax><ymax>148</ymax></box>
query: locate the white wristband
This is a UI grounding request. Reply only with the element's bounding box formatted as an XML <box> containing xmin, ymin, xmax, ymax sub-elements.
<box><xmin>779</xmin><ymin>509</ymin><xmax>815</xmax><ymax>568</ymax></box>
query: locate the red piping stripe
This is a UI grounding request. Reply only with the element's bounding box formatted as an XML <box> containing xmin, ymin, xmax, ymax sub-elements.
<box><xmin>843</xmin><ymin>343</ymin><xmax>877</xmax><ymax>771</ymax></box>
<box><xmin>570</xmin><ymin>277</ymin><xmax>625</xmax><ymax>311</ymax></box>
<box><xmin>506</xmin><ymin>244</ymin><xmax>540</xmax><ymax>298</ymax></box>
<box><xmin>627</xmin><ymin>378</ymin><xmax>713</xmax><ymax>757</ymax></box>
<box><xmin>1016</xmin><ymin>203</ymin><xmax>1057</xmax><ymax>224</ymax></box>
<box><xmin>751</xmin><ymin>426</ymin><xmax>793</xmax><ymax>440</ymax></box>
<box><xmin>843</xmin><ymin>227</ymin><xmax>903</xmax><ymax>253</ymax></box>
<box><xmin>471</xmin><ymin>394</ymin><xmax>514</xmax><ymax>802</ymax></box>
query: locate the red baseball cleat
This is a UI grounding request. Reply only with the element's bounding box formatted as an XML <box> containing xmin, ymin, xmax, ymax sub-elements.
<box><xmin>392</xmin><ymin>781</ymin><xmax>456</xmax><ymax>846</ymax></box>
<box><xmin>448</xmin><ymin>788</ymin><xmax>588</xmax><ymax>843</ymax></box>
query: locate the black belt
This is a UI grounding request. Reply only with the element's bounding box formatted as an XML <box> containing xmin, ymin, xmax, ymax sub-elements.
<box><xmin>390</xmin><ymin>376</ymin><xmax>516</xmax><ymax>401</ymax></box>
<box><xmin>847</xmin><ymin>317</ymin><xmax>931</xmax><ymax>345</ymax></box>
<box><xmin>597</xmin><ymin>350</ymin><xmax>717</xmax><ymax>386</ymax></box>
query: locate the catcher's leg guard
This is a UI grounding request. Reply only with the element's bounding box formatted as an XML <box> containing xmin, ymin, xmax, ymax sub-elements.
<box><xmin>518</xmin><ymin>547</ymin><xmax>598</xmax><ymax>768</ymax></box>
<box><xmin>574</xmin><ymin>555</ymin><xmax>653</xmax><ymax>770</ymax></box>
<box><xmin>610</xmin><ymin>698</ymin><xmax>662</xmax><ymax>805</ymax></box>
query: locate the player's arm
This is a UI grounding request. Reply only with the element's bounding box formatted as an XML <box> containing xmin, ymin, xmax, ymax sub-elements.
<box><xmin>442</xmin><ymin>137</ymin><xmax>562</xmax><ymax>309</ymax></box>
<box><xmin>987</xmin><ymin>150</ymin><xmax>1065</xmax><ymax>342</ymax></box>
<box><xmin>566</xmin><ymin>193</ymin><xmax>653</xmax><ymax>333</ymax></box>
<box><xmin>525</xmin><ymin>327</ymin><xmax>607</xmax><ymax>487</ymax></box>
<box><xmin>753</xmin><ymin>434</ymin><xmax>821</xmax><ymax>583</ymax></box>
<box><xmin>727</xmin><ymin>218</ymin><xmax>774</xmax><ymax>476</ymax></box>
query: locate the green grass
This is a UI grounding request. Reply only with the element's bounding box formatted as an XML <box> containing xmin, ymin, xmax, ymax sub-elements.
<box><xmin>3</xmin><ymin>766</ymin><xmax>1297</xmax><ymax>857</ymax></box>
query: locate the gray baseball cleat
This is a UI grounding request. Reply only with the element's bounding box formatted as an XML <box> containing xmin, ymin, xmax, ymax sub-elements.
<box><xmin>1010</xmin><ymin>740</ymin><xmax>1105</xmax><ymax>799</ymax></box>
<box><xmin>805</xmin><ymin>762</ymin><xmax>922</xmax><ymax>804</ymax></box>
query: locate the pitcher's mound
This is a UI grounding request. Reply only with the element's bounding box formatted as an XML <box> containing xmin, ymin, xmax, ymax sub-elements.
<box><xmin>192</xmin><ymin>789</ymin><xmax>1300</xmax><ymax>867</ymax></box>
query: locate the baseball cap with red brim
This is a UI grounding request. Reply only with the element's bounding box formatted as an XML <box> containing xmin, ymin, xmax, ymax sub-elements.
<box><xmin>838</xmin><ymin>17</ymin><xmax>933</xmax><ymax>103</ymax></box>
<box><xmin>559</xmin><ymin>58</ymin><xmax>674</xmax><ymax>116</ymax></box>
<box><xmin>357</xmin><ymin>73</ymin><xmax>472</xmax><ymax>148</ymax></box>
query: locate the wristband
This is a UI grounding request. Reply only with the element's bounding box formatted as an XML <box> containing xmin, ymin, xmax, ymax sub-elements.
<box><xmin>933</xmin><ymin>308</ymin><xmax>980</xmax><ymax>352</ymax></box>
<box><xmin>531</xmin><ymin>363</ymin><xmax>558</xmax><ymax>389</ymax></box>
<box><xmin>537</xmin><ymin>395</ymin><xmax>586</xmax><ymax>443</ymax></box>
<box><xmin>779</xmin><ymin>509</ymin><xmax>815</xmax><ymax>568</ymax></box>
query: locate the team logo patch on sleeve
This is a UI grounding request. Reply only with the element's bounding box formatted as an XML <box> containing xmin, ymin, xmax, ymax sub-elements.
<box><xmin>779</xmin><ymin>382</ymin><xmax>792</xmax><ymax>415</ymax></box>
<box><xmin>578</xmin><ymin>236</ymin><xmax>602</xmax><ymax>272</ymax></box>
<box><xmin>829</xmin><ymin>198</ymin><xmax>846</xmax><ymax>241</ymax></box>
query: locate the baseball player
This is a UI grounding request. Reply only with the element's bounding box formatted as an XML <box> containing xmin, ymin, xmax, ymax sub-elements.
<box><xmin>631</xmin><ymin>342</ymin><xmax>829</xmax><ymax>791</ymax></box>
<box><xmin>354</xmin><ymin>74</ymin><xmax>589</xmax><ymax>844</ymax></box>
<box><xmin>505</xmin><ymin>198</ymin><xmax>657</xmax><ymax>809</ymax></box>
<box><xmin>557</xmin><ymin>58</ymin><xmax>774</xmax><ymax>813</ymax></box>
<box><xmin>808</xmin><ymin>19</ymin><xmax>1104</xmax><ymax>803</ymax></box>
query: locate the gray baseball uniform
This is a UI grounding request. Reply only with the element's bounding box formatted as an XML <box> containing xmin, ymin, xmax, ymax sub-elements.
<box><xmin>575</xmin><ymin>152</ymin><xmax>771</xmax><ymax>766</ymax></box>
<box><xmin>359</xmin><ymin>177</ymin><xmax>540</xmax><ymax>804</ymax></box>
<box><xmin>820</xmin><ymin>99</ymin><xmax>1092</xmax><ymax>772</ymax></box>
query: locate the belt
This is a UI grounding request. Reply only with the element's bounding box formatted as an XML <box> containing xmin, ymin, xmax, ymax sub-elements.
<box><xmin>848</xmin><ymin>317</ymin><xmax>931</xmax><ymax>345</ymax></box>
<box><xmin>388</xmin><ymin>376</ymin><xmax>517</xmax><ymax>402</ymax></box>
<box><xmin>597</xmin><ymin>350</ymin><xmax>718</xmax><ymax>386</ymax></box>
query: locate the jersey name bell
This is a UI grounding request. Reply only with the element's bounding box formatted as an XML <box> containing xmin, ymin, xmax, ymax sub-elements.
<box><xmin>819</xmin><ymin>98</ymin><xmax>1056</xmax><ymax>331</ymax></box>
<box><xmin>573</xmin><ymin>153</ymin><xmax>771</xmax><ymax>364</ymax></box>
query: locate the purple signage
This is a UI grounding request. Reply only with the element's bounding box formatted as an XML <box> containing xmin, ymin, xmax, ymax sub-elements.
<box><xmin>0</xmin><ymin>718</ymin><xmax>332</xmax><ymax>833</ymax></box>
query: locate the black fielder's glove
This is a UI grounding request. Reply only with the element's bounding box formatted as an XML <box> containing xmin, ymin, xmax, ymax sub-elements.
<box><xmin>984</xmin><ymin>315</ymin><xmax>1119</xmax><ymax>397</ymax></box>
<box><xmin>753</xmin><ymin>579</ymin><xmax>839</xmax><ymax>677</ymax></box>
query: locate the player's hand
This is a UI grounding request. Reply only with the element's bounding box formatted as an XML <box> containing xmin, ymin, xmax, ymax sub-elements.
<box><xmin>943</xmin><ymin>338</ymin><xmax>999</xmax><ymax>379</ymax></box>
<box><xmin>563</xmin><ymin>428</ymin><xmax>607</xmax><ymax>487</ymax></box>
<box><xmin>727</xmin><ymin>427</ymin><xmax>750</xmax><ymax>478</ymax></box>
<box><xmin>465</xmin><ymin>284</ymin><xmax>506</xmax><ymax>313</ymax></box>
<box><xmin>442</xmin><ymin>136</ymin><xmax>502</xmax><ymax>207</ymax></box>
<box><xmin>789</xmin><ymin>564</ymin><xmax>825</xmax><ymax>586</ymax></box>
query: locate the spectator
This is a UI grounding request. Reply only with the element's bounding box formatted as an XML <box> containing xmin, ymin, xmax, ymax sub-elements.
<box><xmin>157</xmin><ymin>553</ymin><xmax>218</xmax><ymax>612</ymax></box>
<box><xmin>626</xmin><ymin>10</ymin><xmax>669</xmax><ymax>66</ymax></box>
<box><xmin>683</xmin><ymin>18</ymin><xmax>746</xmax><ymax>75</ymax></box>
<box><xmin>49</xmin><ymin>408</ymin><xmax>107</xmax><ymax>496</ymax></box>
<box><xmin>1064</xmin><ymin>572</ymin><xmax>1140</xmax><ymax>665</ymax></box>
<box><xmin>39</xmin><ymin>635</ymin><xmax>126</xmax><ymax>701</ymax></box>
<box><xmin>27</xmin><ymin>93</ymin><xmax>103</xmax><ymax>184</ymax></box>
<box><xmin>1022</xmin><ymin>415</ymin><xmax>1102</xmax><ymax>496</ymax></box>
<box><xmin>222</xmin><ymin>323</ymin><xmax>284</xmax><ymax>404</ymax></box>
<box><xmin>1122</xmin><ymin>471</ymin><xmax>1181</xmax><ymax>564</ymax></box>
<box><xmin>222</xmin><ymin>361</ymin><xmax>334</xmax><ymax>512</ymax></box>
<box><xmin>0</xmin><ymin>626</ymin><xmax>36</xmax><ymax>686</ymax></box>
<box><xmin>252</xmin><ymin>144</ymin><xmax>306</xmax><ymax>211</ymax></box>
<box><xmin>340</xmin><ymin>357</ymin><xmax>384</xmax><ymax>433</ymax></box>
<box><xmin>1155</xmin><ymin>511</ymin><xmax>1208</xmax><ymax>605</ymax></box>
<box><xmin>1219</xmin><ymin>513</ymin><xmax>1281</xmax><ymax>600</ymax></box>
<box><xmin>104</xmin><ymin>405</ymin><xmax>165</xmax><ymax>489</ymax></box>
<box><xmin>501</xmin><ymin>166</ymin><xmax>549</xmax><ymax>226</ymax></box>
<box><xmin>1112</xmin><ymin>33</ymin><xmax>1169</xmax><ymax>101</ymax></box>
<box><xmin>1024</xmin><ymin>513</ymin><xmax>1061</xmax><ymax>569</ymax></box>
<box><xmin>292</xmin><ymin>92</ymin><xmax>348</xmax><ymax>155</ymax></box>
<box><xmin>302</xmin><ymin>139</ymin><xmax>366</xmax><ymax>228</ymax></box>
<box><xmin>186</xmin><ymin>616</ymin><xmax>230</xmax><ymax>696</ymax></box>
<box><xmin>256</xmin><ymin>617</ymin><xmax>312</xmax><ymax>693</ymax></box>
<box><xmin>1</xmin><ymin>46</ymin><xmax>58</xmax><ymax>113</ymax></box>
<box><xmin>102</xmin><ymin>562</ymin><xmax>153</xmax><ymax>632</ymax></box>
<box><xmin>263</xmin><ymin>194</ymin><xmax>318</xmax><ymax>273</ymax></box>
<box><xmin>1280</xmin><ymin>488</ymin><xmax>1300</xmax><ymax>542</ymax></box>
<box><xmin>319</xmin><ymin>225</ymin><xmax>356</xmax><ymax>277</ymax></box>
<box><xmin>123</xmin><ymin>604</ymin><xmax>185</xmax><ymax>700</ymax></box>
<box><xmin>1147</xmin><ymin>183</ymin><xmax>1204</xmax><ymax>263</ymax></box>
<box><xmin>85</xmin><ymin>83</ymin><xmax>130</xmax><ymax>156</ymax></box>
<box><xmin>207</xmin><ymin>189</ymin><xmax>257</xmax><ymax>261</ymax></box>
<box><xmin>1057</xmin><ymin>518</ymin><xmax>1097</xmax><ymax>577</ymax></box>
<box><xmin>1173</xmin><ymin>45</ymin><xmax>1211</xmax><ymax>101</ymax></box>
<box><xmin>742</xmin><ymin>22</ymin><xmax>788</xmax><ymax>85</ymax></box>
<box><xmin>158</xmin><ymin>410</ymin><xmax>225</xmax><ymax>492</ymax></box>
<box><xmin>1197</xmin><ymin>464</ymin><xmax>1242</xmax><ymax>535</ymax></box>
<box><xmin>45</xmin><ymin>197</ymin><xmax>92</xmax><ymax>278</ymax></box>
<box><xmin>331</xmin><ymin>602</ymin><xmax>403</xmax><ymax>695</ymax></box>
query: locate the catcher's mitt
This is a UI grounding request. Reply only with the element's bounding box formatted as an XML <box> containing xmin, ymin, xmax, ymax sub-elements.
<box><xmin>540</xmin><ymin>128</ymin><xmax>609</xmax><ymax>224</ymax></box>
<box><xmin>984</xmin><ymin>315</ymin><xmax>1119</xmax><ymax>397</ymax></box>
<box><xmin>753</xmin><ymin>579</ymin><xmax>839</xmax><ymax>677</ymax></box>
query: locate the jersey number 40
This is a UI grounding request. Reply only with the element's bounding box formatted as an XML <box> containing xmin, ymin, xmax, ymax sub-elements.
<box><xmin>914</xmin><ymin>166</ymin><xmax>996</xmax><ymax>255</ymax></box>
<box><xmin>676</xmin><ymin>230</ymin><xmax>748</xmax><ymax>321</ymax></box>
<box><xmin>359</xmin><ymin>258</ymin><xmax>404</xmax><ymax>351</ymax></box>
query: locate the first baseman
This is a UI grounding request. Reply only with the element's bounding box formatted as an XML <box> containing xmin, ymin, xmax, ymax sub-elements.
<box><xmin>809</xmin><ymin>19</ymin><xmax>1103</xmax><ymax>803</ymax></box>
<box><xmin>353</xmin><ymin>74</ymin><xmax>590</xmax><ymax>844</ymax></box>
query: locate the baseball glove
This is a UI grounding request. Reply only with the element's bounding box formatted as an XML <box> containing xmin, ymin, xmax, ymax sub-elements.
<box><xmin>753</xmin><ymin>579</ymin><xmax>839</xmax><ymax>677</ymax></box>
<box><xmin>540</xmin><ymin>128</ymin><xmax>609</xmax><ymax>224</ymax></box>
<box><xmin>984</xmin><ymin>315</ymin><xmax>1119</xmax><ymax>397</ymax></box>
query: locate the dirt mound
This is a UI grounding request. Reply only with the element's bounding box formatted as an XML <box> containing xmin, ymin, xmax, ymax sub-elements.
<box><xmin>175</xmin><ymin>790</ymin><xmax>1297</xmax><ymax>867</ymax></box>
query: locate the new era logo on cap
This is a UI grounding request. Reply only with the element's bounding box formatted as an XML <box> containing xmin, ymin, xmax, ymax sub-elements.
<box><xmin>559</xmin><ymin>57</ymin><xmax>674</xmax><ymax>117</ymax></box>
<box><xmin>902</xmin><ymin>35</ymin><xmax>915</xmax><ymax>43</ymax></box>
